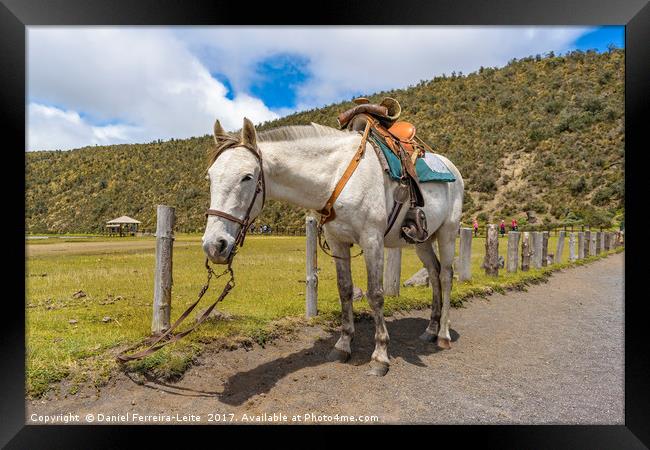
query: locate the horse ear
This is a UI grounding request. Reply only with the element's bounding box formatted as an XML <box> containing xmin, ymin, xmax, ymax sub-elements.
<box><xmin>241</xmin><ymin>117</ymin><xmax>257</xmax><ymax>148</ymax></box>
<box><xmin>213</xmin><ymin>119</ymin><xmax>226</xmax><ymax>145</ymax></box>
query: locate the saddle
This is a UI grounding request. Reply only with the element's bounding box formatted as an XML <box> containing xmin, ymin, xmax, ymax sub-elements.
<box><xmin>336</xmin><ymin>97</ymin><xmax>434</xmax><ymax>243</ymax></box>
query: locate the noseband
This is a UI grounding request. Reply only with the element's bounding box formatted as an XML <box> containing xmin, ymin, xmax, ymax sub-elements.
<box><xmin>205</xmin><ymin>134</ymin><xmax>266</xmax><ymax>256</ymax></box>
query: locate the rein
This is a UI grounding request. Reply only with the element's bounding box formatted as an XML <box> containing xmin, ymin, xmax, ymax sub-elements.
<box><xmin>116</xmin><ymin>260</ymin><xmax>234</xmax><ymax>362</ymax></box>
<box><xmin>116</xmin><ymin>134</ymin><xmax>265</xmax><ymax>363</ymax></box>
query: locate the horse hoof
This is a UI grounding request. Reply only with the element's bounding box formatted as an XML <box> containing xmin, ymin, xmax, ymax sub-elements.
<box><xmin>327</xmin><ymin>348</ymin><xmax>350</xmax><ymax>363</ymax></box>
<box><xmin>436</xmin><ymin>337</ymin><xmax>452</xmax><ymax>350</ymax></box>
<box><xmin>419</xmin><ymin>331</ymin><xmax>436</xmax><ymax>342</ymax></box>
<box><xmin>365</xmin><ymin>361</ymin><xmax>389</xmax><ymax>377</ymax></box>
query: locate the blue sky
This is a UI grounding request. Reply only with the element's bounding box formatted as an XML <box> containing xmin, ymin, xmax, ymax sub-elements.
<box><xmin>249</xmin><ymin>54</ymin><xmax>311</xmax><ymax>109</ymax></box>
<box><xmin>574</xmin><ymin>26</ymin><xmax>624</xmax><ymax>53</ymax></box>
<box><xmin>27</xmin><ymin>26</ymin><xmax>624</xmax><ymax>151</ymax></box>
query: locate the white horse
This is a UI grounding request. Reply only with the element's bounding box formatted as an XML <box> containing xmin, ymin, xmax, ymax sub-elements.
<box><xmin>203</xmin><ymin>117</ymin><xmax>464</xmax><ymax>376</ymax></box>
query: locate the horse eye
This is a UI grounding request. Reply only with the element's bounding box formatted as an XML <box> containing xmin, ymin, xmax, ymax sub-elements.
<box><xmin>241</xmin><ymin>174</ymin><xmax>253</xmax><ymax>182</ymax></box>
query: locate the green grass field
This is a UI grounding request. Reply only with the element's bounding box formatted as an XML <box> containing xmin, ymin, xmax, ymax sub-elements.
<box><xmin>26</xmin><ymin>233</ymin><xmax>622</xmax><ymax>398</ymax></box>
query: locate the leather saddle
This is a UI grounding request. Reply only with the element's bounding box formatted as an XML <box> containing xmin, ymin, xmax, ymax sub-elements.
<box><xmin>337</xmin><ymin>97</ymin><xmax>432</xmax><ymax>242</ymax></box>
<box><xmin>339</xmin><ymin>103</ymin><xmax>425</xmax><ymax>207</ymax></box>
<box><xmin>339</xmin><ymin>97</ymin><xmax>432</xmax><ymax>163</ymax></box>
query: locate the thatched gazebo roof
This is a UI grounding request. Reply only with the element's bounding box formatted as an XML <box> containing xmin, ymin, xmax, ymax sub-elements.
<box><xmin>106</xmin><ymin>215</ymin><xmax>141</xmax><ymax>225</ymax></box>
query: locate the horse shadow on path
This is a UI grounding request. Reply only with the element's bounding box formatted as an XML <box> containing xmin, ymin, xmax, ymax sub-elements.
<box><xmin>214</xmin><ymin>316</ymin><xmax>459</xmax><ymax>406</ymax></box>
<box><xmin>138</xmin><ymin>316</ymin><xmax>459</xmax><ymax>404</ymax></box>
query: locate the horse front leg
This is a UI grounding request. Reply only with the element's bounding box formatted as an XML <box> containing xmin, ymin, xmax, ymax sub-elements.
<box><xmin>326</xmin><ymin>238</ymin><xmax>355</xmax><ymax>363</ymax></box>
<box><xmin>363</xmin><ymin>237</ymin><xmax>390</xmax><ymax>376</ymax></box>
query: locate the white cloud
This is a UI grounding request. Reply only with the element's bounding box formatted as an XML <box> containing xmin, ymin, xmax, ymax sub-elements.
<box><xmin>27</xmin><ymin>27</ymin><xmax>279</xmax><ymax>150</ymax></box>
<box><xmin>28</xmin><ymin>103</ymin><xmax>140</xmax><ymax>150</ymax></box>
<box><xmin>28</xmin><ymin>26</ymin><xmax>592</xmax><ymax>151</ymax></box>
<box><xmin>179</xmin><ymin>26</ymin><xmax>592</xmax><ymax>109</ymax></box>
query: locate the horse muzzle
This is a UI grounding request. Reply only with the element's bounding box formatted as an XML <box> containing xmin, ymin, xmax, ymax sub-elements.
<box><xmin>202</xmin><ymin>237</ymin><xmax>234</xmax><ymax>264</ymax></box>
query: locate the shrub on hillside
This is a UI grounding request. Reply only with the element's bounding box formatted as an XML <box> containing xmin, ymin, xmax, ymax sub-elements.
<box><xmin>473</xmin><ymin>172</ymin><xmax>498</xmax><ymax>193</ymax></box>
<box><xmin>570</xmin><ymin>176</ymin><xmax>587</xmax><ymax>195</ymax></box>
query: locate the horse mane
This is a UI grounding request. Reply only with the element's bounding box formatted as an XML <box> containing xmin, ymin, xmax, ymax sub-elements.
<box><xmin>207</xmin><ymin>123</ymin><xmax>353</xmax><ymax>168</ymax></box>
<box><xmin>257</xmin><ymin>123</ymin><xmax>353</xmax><ymax>142</ymax></box>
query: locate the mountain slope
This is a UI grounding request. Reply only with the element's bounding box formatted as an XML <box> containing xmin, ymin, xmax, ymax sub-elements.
<box><xmin>26</xmin><ymin>49</ymin><xmax>624</xmax><ymax>233</ymax></box>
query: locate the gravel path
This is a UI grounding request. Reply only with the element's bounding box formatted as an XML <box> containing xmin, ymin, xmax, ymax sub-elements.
<box><xmin>28</xmin><ymin>253</ymin><xmax>624</xmax><ymax>425</ymax></box>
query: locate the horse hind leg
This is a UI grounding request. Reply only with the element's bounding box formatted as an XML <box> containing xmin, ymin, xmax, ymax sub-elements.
<box><xmin>435</xmin><ymin>226</ymin><xmax>456</xmax><ymax>350</ymax></box>
<box><xmin>362</xmin><ymin>237</ymin><xmax>390</xmax><ymax>376</ymax></box>
<box><xmin>326</xmin><ymin>238</ymin><xmax>354</xmax><ymax>363</ymax></box>
<box><xmin>415</xmin><ymin>237</ymin><xmax>442</xmax><ymax>343</ymax></box>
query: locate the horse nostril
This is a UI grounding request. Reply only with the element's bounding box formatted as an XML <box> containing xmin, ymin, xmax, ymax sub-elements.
<box><xmin>216</xmin><ymin>239</ymin><xmax>228</xmax><ymax>254</ymax></box>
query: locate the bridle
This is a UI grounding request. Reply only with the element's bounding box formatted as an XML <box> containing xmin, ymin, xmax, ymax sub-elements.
<box><xmin>205</xmin><ymin>133</ymin><xmax>266</xmax><ymax>260</ymax></box>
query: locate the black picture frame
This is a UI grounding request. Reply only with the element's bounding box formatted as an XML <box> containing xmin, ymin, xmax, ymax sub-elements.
<box><xmin>2</xmin><ymin>0</ymin><xmax>648</xmax><ymax>446</ymax></box>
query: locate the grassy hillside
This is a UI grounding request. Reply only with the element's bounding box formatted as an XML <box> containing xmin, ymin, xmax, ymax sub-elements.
<box><xmin>26</xmin><ymin>49</ymin><xmax>624</xmax><ymax>233</ymax></box>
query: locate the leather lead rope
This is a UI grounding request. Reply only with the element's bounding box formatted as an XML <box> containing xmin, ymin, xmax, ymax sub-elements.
<box><xmin>116</xmin><ymin>259</ymin><xmax>234</xmax><ymax>362</ymax></box>
<box><xmin>117</xmin><ymin>134</ymin><xmax>265</xmax><ymax>363</ymax></box>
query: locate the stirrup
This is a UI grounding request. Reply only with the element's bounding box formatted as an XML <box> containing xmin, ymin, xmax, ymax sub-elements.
<box><xmin>401</xmin><ymin>207</ymin><xmax>428</xmax><ymax>243</ymax></box>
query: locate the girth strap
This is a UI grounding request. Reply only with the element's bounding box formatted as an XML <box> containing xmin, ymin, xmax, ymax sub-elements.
<box><xmin>317</xmin><ymin>120</ymin><xmax>372</xmax><ymax>226</ymax></box>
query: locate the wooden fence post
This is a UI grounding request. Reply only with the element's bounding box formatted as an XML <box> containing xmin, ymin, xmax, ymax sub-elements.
<box><xmin>384</xmin><ymin>248</ymin><xmax>402</xmax><ymax>296</ymax></box>
<box><xmin>459</xmin><ymin>227</ymin><xmax>472</xmax><ymax>281</ymax></box>
<box><xmin>507</xmin><ymin>231</ymin><xmax>520</xmax><ymax>273</ymax></box>
<box><xmin>531</xmin><ymin>231</ymin><xmax>543</xmax><ymax>269</ymax></box>
<box><xmin>521</xmin><ymin>232</ymin><xmax>531</xmax><ymax>272</ymax></box>
<box><xmin>584</xmin><ymin>230</ymin><xmax>591</xmax><ymax>257</ymax></box>
<box><xmin>595</xmin><ymin>231</ymin><xmax>602</xmax><ymax>255</ymax></box>
<box><xmin>569</xmin><ymin>232</ymin><xmax>577</xmax><ymax>261</ymax></box>
<box><xmin>541</xmin><ymin>231</ymin><xmax>549</xmax><ymax>267</ymax></box>
<box><xmin>589</xmin><ymin>231</ymin><xmax>597</xmax><ymax>256</ymax></box>
<box><xmin>305</xmin><ymin>216</ymin><xmax>318</xmax><ymax>318</ymax></box>
<box><xmin>555</xmin><ymin>230</ymin><xmax>565</xmax><ymax>264</ymax></box>
<box><xmin>600</xmin><ymin>232</ymin><xmax>606</xmax><ymax>253</ymax></box>
<box><xmin>604</xmin><ymin>232</ymin><xmax>611</xmax><ymax>251</ymax></box>
<box><xmin>152</xmin><ymin>205</ymin><xmax>175</xmax><ymax>335</ymax></box>
<box><xmin>484</xmin><ymin>224</ymin><xmax>499</xmax><ymax>277</ymax></box>
<box><xmin>578</xmin><ymin>231</ymin><xmax>585</xmax><ymax>259</ymax></box>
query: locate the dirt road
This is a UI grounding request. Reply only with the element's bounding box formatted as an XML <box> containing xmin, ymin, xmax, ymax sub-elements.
<box><xmin>28</xmin><ymin>253</ymin><xmax>624</xmax><ymax>425</ymax></box>
<box><xmin>26</xmin><ymin>239</ymin><xmax>197</xmax><ymax>257</ymax></box>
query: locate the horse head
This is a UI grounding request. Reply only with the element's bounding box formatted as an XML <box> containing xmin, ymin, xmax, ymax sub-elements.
<box><xmin>202</xmin><ymin>117</ymin><xmax>264</xmax><ymax>264</ymax></box>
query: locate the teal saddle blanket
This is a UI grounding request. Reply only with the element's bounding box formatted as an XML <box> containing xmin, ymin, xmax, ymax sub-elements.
<box><xmin>369</xmin><ymin>133</ymin><xmax>456</xmax><ymax>183</ymax></box>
